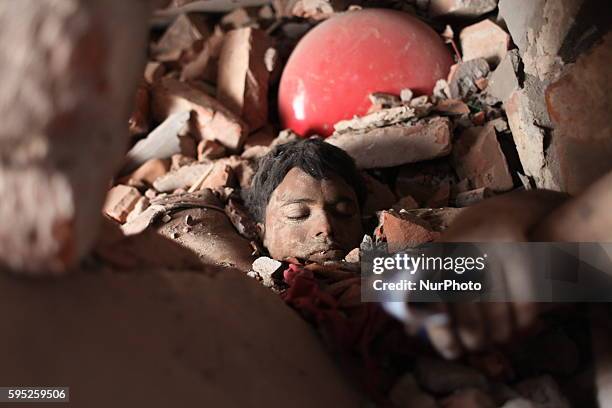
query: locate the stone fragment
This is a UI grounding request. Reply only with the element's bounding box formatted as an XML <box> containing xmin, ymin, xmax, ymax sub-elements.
<box><xmin>344</xmin><ymin>248</ymin><xmax>360</xmax><ymax>263</ymax></box>
<box><xmin>368</xmin><ymin>92</ymin><xmax>401</xmax><ymax>112</ymax></box>
<box><xmin>153</xmin><ymin>13</ymin><xmax>209</xmax><ymax>57</ymax></box>
<box><xmin>504</xmin><ymin>90</ymin><xmax>558</xmax><ymax>190</ymax></box>
<box><xmin>327</xmin><ymin>117</ymin><xmax>452</xmax><ymax>169</ymax></box>
<box><xmin>406</xmin><ymin>207</ymin><xmax>465</xmax><ymax>232</ymax></box>
<box><xmin>144</xmin><ymin>61</ymin><xmax>166</xmax><ymax>84</ymax></box>
<box><xmin>126</xmin><ymin>197</ymin><xmax>151</xmax><ymax>224</ymax></box>
<box><xmin>153</xmin><ymin>162</ymin><xmax>214</xmax><ymax>192</ymax></box>
<box><xmin>452</xmin><ymin>121</ymin><xmax>514</xmax><ymax>192</ymax></box>
<box><xmin>435</xmin><ymin>99</ymin><xmax>470</xmax><ymax>116</ymax></box>
<box><xmin>376</xmin><ymin>211</ymin><xmax>440</xmax><ymax>252</ymax></box>
<box><xmin>251</xmin><ymin>256</ymin><xmax>283</xmax><ymax>287</ymax></box>
<box><xmin>460</xmin><ymin>19</ymin><xmax>510</xmax><ymax>66</ymax></box>
<box><xmin>217</xmin><ymin>27</ymin><xmax>274</xmax><ymax>130</ymax></box>
<box><xmin>197</xmin><ymin>139</ymin><xmax>226</xmax><ymax>161</ymax></box>
<box><xmin>441</xmin><ymin>388</ymin><xmax>496</xmax><ymax>408</ymax></box>
<box><xmin>151</xmin><ymin>77</ymin><xmax>247</xmax><ymax>150</ymax></box>
<box><xmin>429</xmin><ymin>0</ymin><xmax>498</xmax><ymax>18</ymax></box>
<box><xmin>122</xmin><ymin>111</ymin><xmax>190</xmax><ymax>174</ymax></box>
<box><xmin>415</xmin><ymin>357</ymin><xmax>488</xmax><ymax>394</ymax></box>
<box><xmin>454</xmin><ymin>187</ymin><xmax>494</xmax><ymax>207</ymax></box>
<box><xmin>448</xmin><ymin>58</ymin><xmax>490</xmax><ymax>99</ymax></box>
<box><xmin>333</xmin><ymin>105</ymin><xmax>416</xmax><ymax>134</ymax></box>
<box><xmin>389</xmin><ymin>373</ymin><xmax>438</xmax><ymax>408</ymax></box>
<box><xmin>190</xmin><ymin>162</ymin><xmax>235</xmax><ymax>192</ymax></box>
<box><xmin>400</xmin><ymin>88</ymin><xmax>414</xmax><ymax>102</ymax></box>
<box><xmin>487</xmin><ymin>50</ymin><xmax>520</xmax><ymax>103</ymax></box>
<box><xmin>123</xmin><ymin>158</ymin><xmax>171</xmax><ymax>187</ymax></box>
<box><xmin>515</xmin><ymin>376</ymin><xmax>571</xmax><ymax>408</ymax></box>
<box><xmin>104</xmin><ymin>185</ymin><xmax>143</xmax><ymax>223</ymax></box>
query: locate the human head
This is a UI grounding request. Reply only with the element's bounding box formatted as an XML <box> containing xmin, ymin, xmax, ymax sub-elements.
<box><xmin>245</xmin><ymin>138</ymin><xmax>366</xmax><ymax>262</ymax></box>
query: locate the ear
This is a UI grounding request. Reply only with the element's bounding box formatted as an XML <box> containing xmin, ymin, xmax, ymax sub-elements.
<box><xmin>256</xmin><ymin>222</ymin><xmax>265</xmax><ymax>242</ymax></box>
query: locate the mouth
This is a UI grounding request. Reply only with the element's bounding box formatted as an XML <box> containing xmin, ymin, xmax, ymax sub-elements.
<box><xmin>306</xmin><ymin>247</ymin><xmax>346</xmax><ymax>262</ymax></box>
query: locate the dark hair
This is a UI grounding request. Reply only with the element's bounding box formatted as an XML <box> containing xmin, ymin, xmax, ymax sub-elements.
<box><xmin>244</xmin><ymin>138</ymin><xmax>367</xmax><ymax>223</ymax></box>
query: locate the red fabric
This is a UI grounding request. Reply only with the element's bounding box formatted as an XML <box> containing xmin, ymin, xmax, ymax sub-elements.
<box><xmin>280</xmin><ymin>263</ymin><xmax>415</xmax><ymax>401</ymax></box>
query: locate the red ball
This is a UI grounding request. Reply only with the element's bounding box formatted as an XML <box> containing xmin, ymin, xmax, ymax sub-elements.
<box><xmin>278</xmin><ymin>9</ymin><xmax>453</xmax><ymax>137</ymax></box>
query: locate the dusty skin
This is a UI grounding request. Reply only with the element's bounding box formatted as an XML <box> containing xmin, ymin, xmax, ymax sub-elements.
<box><xmin>262</xmin><ymin>167</ymin><xmax>363</xmax><ymax>262</ymax></box>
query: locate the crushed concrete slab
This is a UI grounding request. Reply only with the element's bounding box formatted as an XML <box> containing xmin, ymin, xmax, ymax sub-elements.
<box><xmin>327</xmin><ymin>117</ymin><xmax>452</xmax><ymax>169</ymax></box>
<box><xmin>460</xmin><ymin>19</ymin><xmax>510</xmax><ymax>66</ymax></box>
<box><xmin>487</xmin><ymin>49</ymin><xmax>521</xmax><ymax>103</ymax></box>
<box><xmin>333</xmin><ymin>105</ymin><xmax>416</xmax><ymax>134</ymax></box>
<box><xmin>448</xmin><ymin>58</ymin><xmax>491</xmax><ymax>99</ymax></box>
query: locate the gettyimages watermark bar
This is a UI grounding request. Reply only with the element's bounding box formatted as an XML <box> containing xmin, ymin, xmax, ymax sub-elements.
<box><xmin>360</xmin><ymin>242</ymin><xmax>612</xmax><ymax>303</ymax></box>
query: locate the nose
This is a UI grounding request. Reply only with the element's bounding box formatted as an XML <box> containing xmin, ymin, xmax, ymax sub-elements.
<box><xmin>313</xmin><ymin>212</ymin><xmax>334</xmax><ymax>240</ymax></box>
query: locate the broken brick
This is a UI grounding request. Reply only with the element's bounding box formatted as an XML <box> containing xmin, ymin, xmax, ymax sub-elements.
<box><xmin>104</xmin><ymin>185</ymin><xmax>143</xmax><ymax>223</ymax></box>
<box><xmin>452</xmin><ymin>121</ymin><xmax>514</xmax><ymax>192</ymax></box>
<box><xmin>487</xmin><ymin>49</ymin><xmax>521</xmax><ymax>103</ymax></box>
<box><xmin>153</xmin><ymin>162</ymin><xmax>214</xmax><ymax>192</ymax></box>
<box><xmin>429</xmin><ymin>0</ymin><xmax>498</xmax><ymax>18</ymax></box>
<box><xmin>454</xmin><ymin>187</ymin><xmax>494</xmax><ymax>207</ymax></box>
<box><xmin>128</xmin><ymin>82</ymin><xmax>150</xmax><ymax>136</ymax></box>
<box><xmin>327</xmin><ymin>117</ymin><xmax>452</xmax><ymax>169</ymax></box>
<box><xmin>190</xmin><ymin>162</ymin><xmax>236</xmax><ymax>192</ymax></box>
<box><xmin>448</xmin><ymin>58</ymin><xmax>490</xmax><ymax>99</ymax></box>
<box><xmin>361</xmin><ymin>172</ymin><xmax>397</xmax><ymax>216</ymax></box>
<box><xmin>217</xmin><ymin>27</ymin><xmax>274</xmax><ymax>131</ymax></box>
<box><xmin>144</xmin><ymin>61</ymin><xmax>166</xmax><ymax>84</ymax></box>
<box><xmin>435</xmin><ymin>99</ymin><xmax>470</xmax><ymax>116</ymax></box>
<box><xmin>153</xmin><ymin>13</ymin><xmax>210</xmax><ymax>58</ymax></box>
<box><xmin>122</xmin><ymin>158</ymin><xmax>170</xmax><ymax>187</ymax></box>
<box><xmin>151</xmin><ymin>77</ymin><xmax>247</xmax><ymax>150</ymax></box>
<box><xmin>197</xmin><ymin>139</ymin><xmax>226</xmax><ymax>161</ymax></box>
<box><xmin>460</xmin><ymin>19</ymin><xmax>511</xmax><ymax>67</ymax></box>
<box><xmin>376</xmin><ymin>211</ymin><xmax>440</xmax><ymax>252</ymax></box>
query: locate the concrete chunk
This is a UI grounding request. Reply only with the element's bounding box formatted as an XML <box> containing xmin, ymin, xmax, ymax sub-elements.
<box><xmin>460</xmin><ymin>19</ymin><xmax>510</xmax><ymax>66</ymax></box>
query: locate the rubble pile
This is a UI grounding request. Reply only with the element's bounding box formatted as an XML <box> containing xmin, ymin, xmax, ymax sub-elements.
<box><xmin>97</xmin><ymin>0</ymin><xmax>608</xmax><ymax>406</ymax></box>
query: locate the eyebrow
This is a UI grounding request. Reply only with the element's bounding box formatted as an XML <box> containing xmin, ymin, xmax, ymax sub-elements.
<box><xmin>280</xmin><ymin>196</ymin><xmax>355</xmax><ymax>207</ymax></box>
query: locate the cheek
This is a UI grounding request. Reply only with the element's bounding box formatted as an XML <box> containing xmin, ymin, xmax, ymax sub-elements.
<box><xmin>264</xmin><ymin>218</ymin><xmax>310</xmax><ymax>254</ymax></box>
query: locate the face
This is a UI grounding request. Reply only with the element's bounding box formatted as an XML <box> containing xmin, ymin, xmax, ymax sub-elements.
<box><xmin>262</xmin><ymin>167</ymin><xmax>363</xmax><ymax>262</ymax></box>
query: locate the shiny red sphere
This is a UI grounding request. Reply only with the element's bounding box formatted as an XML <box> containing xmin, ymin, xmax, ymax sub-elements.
<box><xmin>278</xmin><ymin>9</ymin><xmax>453</xmax><ymax>137</ymax></box>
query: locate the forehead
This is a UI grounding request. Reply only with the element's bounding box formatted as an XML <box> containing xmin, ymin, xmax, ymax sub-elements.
<box><xmin>271</xmin><ymin>167</ymin><xmax>356</xmax><ymax>202</ymax></box>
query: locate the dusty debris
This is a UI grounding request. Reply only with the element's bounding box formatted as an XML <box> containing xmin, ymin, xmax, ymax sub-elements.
<box><xmin>454</xmin><ymin>187</ymin><xmax>494</xmax><ymax>207</ymax></box>
<box><xmin>251</xmin><ymin>256</ymin><xmax>283</xmax><ymax>287</ymax></box>
<box><xmin>407</xmin><ymin>207</ymin><xmax>465</xmax><ymax>232</ymax></box>
<box><xmin>375</xmin><ymin>211</ymin><xmax>440</xmax><ymax>252</ymax></box>
<box><xmin>429</xmin><ymin>0</ymin><xmax>498</xmax><ymax>18</ymax></box>
<box><xmin>190</xmin><ymin>162</ymin><xmax>235</xmax><ymax>192</ymax></box>
<box><xmin>448</xmin><ymin>58</ymin><xmax>490</xmax><ymax>99</ymax></box>
<box><xmin>153</xmin><ymin>13</ymin><xmax>210</xmax><ymax>58</ymax></box>
<box><xmin>122</xmin><ymin>158</ymin><xmax>171</xmax><ymax>187</ymax></box>
<box><xmin>344</xmin><ymin>248</ymin><xmax>360</xmax><ymax>263</ymax></box>
<box><xmin>460</xmin><ymin>19</ymin><xmax>510</xmax><ymax>67</ymax></box>
<box><xmin>400</xmin><ymin>88</ymin><xmax>414</xmax><ymax>102</ymax></box>
<box><xmin>274</xmin><ymin>0</ymin><xmax>344</xmax><ymax>20</ymax></box>
<box><xmin>151</xmin><ymin>77</ymin><xmax>247</xmax><ymax>150</ymax></box>
<box><xmin>327</xmin><ymin>116</ymin><xmax>452</xmax><ymax>169</ymax></box>
<box><xmin>452</xmin><ymin>121</ymin><xmax>514</xmax><ymax>192</ymax></box>
<box><xmin>416</xmin><ymin>357</ymin><xmax>488</xmax><ymax>394</ymax></box>
<box><xmin>144</xmin><ymin>61</ymin><xmax>166</xmax><ymax>84</ymax></box>
<box><xmin>153</xmin><ymin>162</ymin><xmax>214</xmax><ymax>192</ymax></box>
<box><xmin>395</xmin><ymin>160</ymin><xmax>457</xmax><ymax>206</ymax></box>
<box><xmin>435</xmin><ymin>98</ymin><xmax>470</xmax><ymax>116</ymax></box>
<box><xmin>487</xmin><ymin>49</ymin><xmax>521</xmax><ymax>103</ymax></box>
<box><xmin>368</xmin><ymin>92</ymin><xmax>402</xmax><ymax>112</ymax></box>
<box><xmin>123</xmin><ymin>111</ymin><xmax>191</xmax><ymax>174</ymax></box>
<box><xmin>217</xmin><ymin>27</ymin><xmax>274</xmax><ymax>130</ymax></box>
<box><xmin>104</xmin><ymin>185</ymin><xmax>143</xmax><ymax>223</ymax></box>
<box><xmin>197</xmin><ymin>139</ymin><xmax>227</xmax><ymax>161</ymax></box>
<box><xmin>333</xmin><ymin>105</ymin><xmax>417</xmax><ymax>134</ymax></box>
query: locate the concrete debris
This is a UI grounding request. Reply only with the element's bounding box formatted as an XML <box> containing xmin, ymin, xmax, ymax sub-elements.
<box><xmin>153</xmin><ymin>13</ymin><xmax>210</xmax><ymax>58</ymax></box>
<box><xmin>126</xmin><ymin>197</ymin><xmax>151</xmax><ymax>224</ymax></box>
<box><xmin>251</xmin><ymin>256</ymin><xmax>283</xmax><ymax>287</ymax></box>
<box><xmin>171</xmin><ymin>153</ymin><xmax>196</xmax><ymax>171</ymax></box>
<box><xmin>333</xmin><ymin>105</ymin><xmax>416</xmax><ymax>134</ymax></box>
<box><xmin>441</xmin><ymin>388</ymin><xmax>496</xmax><ymax>408</ymax></box>
<box><xmin>433</xmin><ymin>79</ymin><xmax>451</xmax><ymax>100</ymax></box>
<box><xmin>144</xmin><ymin>61</ymin><xmax>166</xmax><ymax>85</ymax></box>
<box><xmin>435</xmin><ymin>98</ymin><xmax>470</xmax><ymax>116</ymax></box>
<box><xmin>400</xmin><ymin>88</ymin><xmax>414</xmax><ymax>102</ymax></box>
<box><xmin>151</xmin><ymin>77</ymin><xmax>247</xmax><ymax>150</ymax></box>
<box><xmin>123</xmin><ymin>111</ymin><xmax>190</xmax><ymax>174</ymax></box>
<box><xmin>122</xmin><ymin>158</ymin><xmax>171</xmax><ymax>187</ymax></box>
<box><xmin>153</xmin><ymin>162</ymin><xmax>214</xmax><ymax>192</ymax></box>
<box><xmin>515</xmin><ymin>376</ymin><xmax>571</xmax><ymax>408</ymax></box>
<box><xmin>217</xmin><ymin>27</ymin><xmax>274</xmax><ymax>130</ymax></box>
<box><xmin>454</xmin><ymin>187</ymin><xmax>494</xmax><ymax>206</ymax></box>
<box><xmin>197</xmin><ymin>139</ymin><xmax>227</xmax><ymax>161</ymax></box>
<box><xmin>368</xmin><ymin>92</ymin><xmax>402</xmax><ymax>112</ymax></box>
<box><xmin>189</xmin><ymin>162</ymin><xmax>235</xmax><ymax>192</ymax></box>
<box><xmin>448</xmin><ymin>58</ymin><xmax>490</xmax><ymax>99</ymax></box>
<box><xmin>327</xmin><ymin>116</ymin><xmax>452</xmax><ymax>169</ymax></box>
<box><xmin>429</xmin><ymin>0</ymin><xmax>498</xmax><ymax>18</ymax></box>
<box><xmin>406</xmin><ymin>207</ymin><xmax>465</xmax><ymax>232</ymax></box>
<box><xmin>460</xmin><ymin>19</ymin><xmax>510</xmax><ymax>67</ymax></box>
<box><xmin>274</xmin><ymin>0</ymin><xmax>346</xmax><ymax>20</ymax></box>
<box><xmin>504</xmin><ymin>90</ymin><xmax>559</xmax><ymax>190</ymax></box>
<box><xmin>104</xmin><ymin>185</ymin><xmax>143</xmax><ymax>224</ymax></box>
<box><xmin>416</xmin><ymin>357</ymin><xmax>488</xmax><ymax>394</ymax></box>
<box><xmin>271</xmin><ymin>128</ymin><xmax>300</xmax><ymax>147</ymax></box>
<box><xmin>344</xmin><ymin>248</ymin><xmax>360</xmax><ymax>263</ymax></box>
<box><xmin>120</xmin><ymin>204</ymin><xmax>167</xmax><ymax>236</ymax></box>
<box><xmin>452</xmin><ymin>121</ymin><xmax>514</xmax><ymax>192</ymax></box>
<box><xmin>389</xmin><ymin>373</ymin><xmax>438</xmax><ymax>408</ymax></box>
<box><xmin>375</xmin><ymin>211</ymin><xmax>440</xmax><ymax>252</ymax></box>
<box><xmin>487</xmin><ymin>49</ymin><xmax>521</xmax><ymax>103</ymax></box>
<box><xmin>395</xmin><ymin>160</ymin><xmax>456</xmax><ymax>206</ymax></box>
